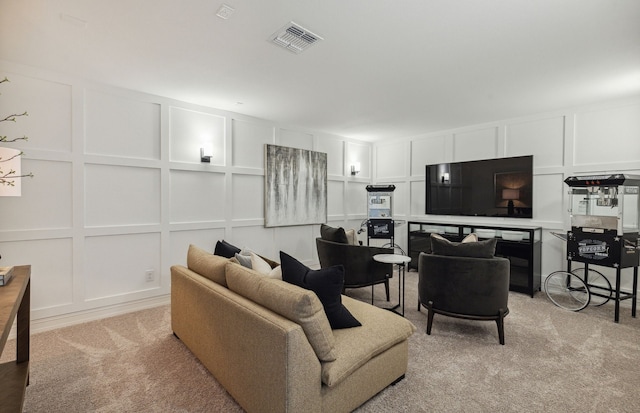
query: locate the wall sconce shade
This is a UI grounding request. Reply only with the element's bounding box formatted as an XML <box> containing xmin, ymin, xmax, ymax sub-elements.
<box><xmin>200</xmin><ymin>144</ymin><xmax>213</xmax><ymax>163</ymax></box>
<box><xmin>350</xmin><ymin>162</ymin><xmax>361</xmax><ymax>176</ymax></box>
<box><xmin>0</xmin><ymin>147</ymin><xmax>22</xmax><ymax>197</ymax></box>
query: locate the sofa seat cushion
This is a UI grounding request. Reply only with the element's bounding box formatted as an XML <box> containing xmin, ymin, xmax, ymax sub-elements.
<box><xmin>225</xmin><ymin>262</ymin><xmax>337</xmax><ymax>362</ymax></box>
<box><xmin>187</xmin><ymin>244</ymin><xmax>229</xmax><ymax>287</ymax></box>
<box><xmin>321</xmin><ymin>295</ymin><xmax>416</xmax><ymax>387</ymax></box>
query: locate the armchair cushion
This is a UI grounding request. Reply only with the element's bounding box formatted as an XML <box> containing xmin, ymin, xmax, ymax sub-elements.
<box><xmin>280</xmin><ymin>251</ymin><xmax>361</xmax><ymax>329</ymax></box>
<box><xmin>430</xmin><ymin>233</ymin><xmax>497</xmax><ymax>258</ymax></box>
<box><xmin>320</xmin><ymin>224</ymin><xmax>349</xmax><ymax>244</ymax></box>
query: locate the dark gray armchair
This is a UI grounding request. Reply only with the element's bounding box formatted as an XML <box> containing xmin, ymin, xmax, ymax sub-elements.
<box><xmin>417</xmin><ymin>252</ymin><xmax>510</xmax><ymax>344</ymax></box>
<box><xmin>316</xmin><ymin>237</ymin><xmax>393</xmax><ymax>301</ymax></box>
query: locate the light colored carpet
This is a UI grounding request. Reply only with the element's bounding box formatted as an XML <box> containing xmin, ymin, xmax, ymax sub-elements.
<box><xmin>3</xmin><ymin>270</ymin><xmax>640</xmax><ymax>412</ymax></box>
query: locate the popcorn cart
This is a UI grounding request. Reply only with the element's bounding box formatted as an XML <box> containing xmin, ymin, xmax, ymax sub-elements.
<box><xmin>547</xmin><ymin>174</ymin><xmax>640</xmax><ymax>322</ymax></box>
<box><xmin>365</xmin><ymin>185</ymin><xmax>395</xmax><ymax>246</ymax></box>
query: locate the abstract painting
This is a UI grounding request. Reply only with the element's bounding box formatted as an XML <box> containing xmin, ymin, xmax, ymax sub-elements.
<box><xmin>265</xmin><ymin>144</ymin><xmax>327</xmax><ymax>227</ymax></box>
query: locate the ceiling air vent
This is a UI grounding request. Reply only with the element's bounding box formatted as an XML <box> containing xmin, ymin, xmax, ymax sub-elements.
<box><xmin>270</xmin><ymin>21</ymin><xmax>323</xmax><ymax>54</ymax></box>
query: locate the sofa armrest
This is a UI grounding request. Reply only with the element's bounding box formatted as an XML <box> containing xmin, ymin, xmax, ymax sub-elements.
<box><xmin>171</xmin><ymin>266</ymin><xmax>322</xmax><ymax>412</ymax></box>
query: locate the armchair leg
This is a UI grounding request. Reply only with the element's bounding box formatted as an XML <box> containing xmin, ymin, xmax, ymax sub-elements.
<box><xmin>496</xmin><ymin>308</ymin><xmax>506</xmax><ymax>345</ymax></box>
<box><xmin>426</xmin><ymin>301</ymin><xmax>435</xmax><ymax>335</ymax></box>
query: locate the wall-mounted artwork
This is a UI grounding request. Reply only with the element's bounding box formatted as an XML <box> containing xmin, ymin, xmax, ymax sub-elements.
<box><xmin>265</xmin><ymin>144</ymin><xmax>327</xmax><ymax>227</ymax></box>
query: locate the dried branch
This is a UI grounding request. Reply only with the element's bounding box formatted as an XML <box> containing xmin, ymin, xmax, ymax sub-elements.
<box><xmin>0</xmin><ymin>135</ymin><xmax>29</xmax><ymax>143</ymax></box>
<box><xmin>1</xmin><ymin>112</ymin><xmax>28</xmax><ymax>123</ymax></box>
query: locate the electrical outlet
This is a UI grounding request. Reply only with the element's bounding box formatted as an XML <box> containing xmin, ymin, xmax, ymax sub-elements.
<box><xmin>145</xmin><ymin>269</ymin><xmax>155</xmax><ymax>282</ymax></box>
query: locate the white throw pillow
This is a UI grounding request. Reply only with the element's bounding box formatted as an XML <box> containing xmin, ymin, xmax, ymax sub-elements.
<box><xmin>345</xmin><ymin>228</ymin><xmax>359</xmax><ymax>245</ymax></box>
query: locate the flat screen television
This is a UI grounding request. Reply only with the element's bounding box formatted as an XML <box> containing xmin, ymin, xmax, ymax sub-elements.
<box><xmin>425</xmin><ymin>155</ymin><xmax>533</xmax><ymax>218</ymax></box>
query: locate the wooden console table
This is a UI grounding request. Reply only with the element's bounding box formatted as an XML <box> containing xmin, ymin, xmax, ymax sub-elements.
<box><xmin>0</xmin><ymin>265</ymin><xmax>31</xmax><ymax>412</ymax></box>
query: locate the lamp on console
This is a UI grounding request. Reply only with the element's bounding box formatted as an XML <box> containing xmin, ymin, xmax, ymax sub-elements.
<box><xmin>502</xmin><ymin>188</ymin><xmax>519</xmax><ymax>216</ymax></box>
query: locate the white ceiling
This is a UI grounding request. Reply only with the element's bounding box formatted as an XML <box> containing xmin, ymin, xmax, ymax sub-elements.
<box><xmin>1</xmin><ymin>0</ymin><xmax>639</xmax><ymax>141</ymax></box>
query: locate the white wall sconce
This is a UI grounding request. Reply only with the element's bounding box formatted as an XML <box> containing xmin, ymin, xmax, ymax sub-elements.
<box><xmin>441</xmin><ymin>172</ymin><xmax>450</xmax><ymax>183</ymax></box>
<box><xmin>200</xmin><ymin>143</ymin><xmax>213</xmax><ymax>163</ymax></box>
<box><xmin>350</xmin><ymin>162</ymin><xmax>361</xmax><ymax>176</ymax></box>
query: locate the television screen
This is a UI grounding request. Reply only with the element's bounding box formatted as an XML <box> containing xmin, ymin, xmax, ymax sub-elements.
<box><xmin>425</xmin><ymin>155</ymin><xmax>533</xmax><ymax>218</ymax></box>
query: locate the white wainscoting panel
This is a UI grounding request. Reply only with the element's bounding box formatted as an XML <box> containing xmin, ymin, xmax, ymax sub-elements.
<box><xmin>232</xmin><ymin>226</ymin><xmax>276</xmax><ymax>259</ymax></box>
<box><xmin>0</xmin><ymin>72</ymin><xmax>72</xmax><ymax>153</ymax></box>
<box><xmin>410</xmin><ymin>135</ymin><xmax>449</xmax><ymax>177</ymax></box>
<box><xmin>346</xmin><ymin>182</ymin><xmax>368</xmax><ymax>216</ymax></box>
<box><xmin>275</xmin><ymin>225</ymin><xmax>315</xmax><ymax>263</ymax></box>
<box><xmin>453</xmin><ymin>127</ymin><xmax>498</xmax><ymax>161</ymax></box>
<box><xmin>347</xmin><ymin>141</ymin><xmax>371</xmax><ymax>179</ymax></box>
<box><xmin>169</xmin><ymin>228</ymin><xmax>226</xmax><ymax>267</ymax></box>
<box><xmin>170</xmin><ymin>169</ymin><xmax>225</xmax><ymax>223</ymax></box>
<box><xmin>170</xmin><ymin>107</ymin><xmax>225</xmax><ymax>165</ymax></box>
<box><xmin>532</xmin><ymin>173</ymin><xmax>565</xmax><ymax>223</ymax></box>
<box><xmin>392</xmin><ymin>182</ymin><xmax>408</xmax><ymax>217</ymax></box>
<box><xmin>505</xmin><ymin>117</ymin><xmax>565</xmax><ymax>168</ymax></box>
<box><xmin>0</xmin><ymin>238</ymin><xmax>73</xmax><ymax>311</ymax></box>
<box><xmin>85</xmin><ymin>89</ymin><xmax>160</xmax><ymax>159</ymax></box>
<box><xmin>278</xmin><ymin>129</ymin><xmax>313</xmax><ymax>150</ymax></box>
<box><xmin>410</xmin><ymin>180</ymin><xmax>426</xmax><ymax>217</ymax></box>
<box><xmin>327</xmin><ymin>180</ymin><xmax>345</xmax><ymax>217</ymax></box>
<box><xmin>375</xmin><ymin>142</ymin><xmax>405</xmax><ymax>179</ymax></box>
<box><xmin>232</xmin><ymin>119</ymin><xmax>274</xmax><ymax>169</ymax></box>
<box><xmin>1</xmin><ymin>159</ymin><xmax>72</xmax><ymax>231</ymax></box>
<box><xmin>315</xmin><ymin>134</ymin><xmax>344</xmax><ymax>176</ymax></box>
<box><xmin>84</xmin><ymin>233</ymin><xmax>161</xmax><ymax>300</ymax></box>
<box><xmin>232</xmin><ymin>174</ymin><xmax>264</xmax><ymax>220</ymax></box>
<box><xmin>574</xmin><ymin>103</ymin><xmax>640</xmax><ymax>166</ymax></box>
<box><xmin>85</xmin><ymin>164</ymin><xmax>161</xmax><ymax>227</ymax></box>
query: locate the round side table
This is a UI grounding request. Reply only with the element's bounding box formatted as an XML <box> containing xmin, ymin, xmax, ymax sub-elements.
<box><xmin>373</xmin><ymin>254</ymin><xmax>411</xmax><ymax>316</ymax></box>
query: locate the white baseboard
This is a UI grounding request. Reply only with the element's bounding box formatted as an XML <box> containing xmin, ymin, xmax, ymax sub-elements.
<box><xmin>6</xmin><ymin>294</ymin><xmax>171</xmax><ymax>339</ymax></box>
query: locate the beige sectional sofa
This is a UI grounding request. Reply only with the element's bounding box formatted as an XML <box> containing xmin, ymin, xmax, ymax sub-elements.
<box><xmin>171</xmin><ymin>245</ymin><xmax>416</xmax><ymax>413</ymax></box>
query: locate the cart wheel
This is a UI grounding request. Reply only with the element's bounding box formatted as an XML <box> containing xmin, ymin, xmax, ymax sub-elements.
<box><xmin>544</xmin><ymin>271</ymin><xmax>590</xmax><ymax>311</ymax></box>
<box><xmin>571</xmin><ymin>267</ymin><xmax>612</xmax><ymax>307</ymax></box>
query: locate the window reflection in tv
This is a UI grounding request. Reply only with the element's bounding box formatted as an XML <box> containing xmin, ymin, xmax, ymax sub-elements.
<box><xmin>425</xmin><ymin>155</ymin><xmax>533</xmax><ymax>218</ymax></box>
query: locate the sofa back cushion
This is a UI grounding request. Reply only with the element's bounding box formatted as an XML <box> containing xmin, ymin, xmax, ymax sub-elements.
<box><xmin>187</xmin><ymin>244</ymin><xmax>229</xmax><ymax>287</ymax></box>
<box><xmin>225</xmin><ymin>262</ymin><xmax>337</xmax><ymax>362</ymax></box>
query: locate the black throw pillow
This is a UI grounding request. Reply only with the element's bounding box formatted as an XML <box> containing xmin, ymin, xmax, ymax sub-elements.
<box><xmin>430</xmin><ymin>234</ymin><xmax>497</xmax><ymax>258</ymax></box>
<box><xmin>214</xmin><ymin>240</ymin><xmax>241</xmax><ymax>259</ymax></box>
<box><xmin>280</xmin><ymin>251</ymin><xmax>361</xmax><ymax>329</ymax></box>
<box><xmin>320</xmin><ymin>224</ymin><xmax>349</xmax><ymax>244</ymax></box>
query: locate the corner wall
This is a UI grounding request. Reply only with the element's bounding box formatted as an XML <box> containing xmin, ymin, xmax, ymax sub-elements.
<box><xmin>373</xmin><ymin>99</ymin><xmax>640</xmax><ymax>294</ymax></box>
<box><xmin>0</xmin><ymin>61</ymin><xmax>373</xmax><ymax>332</ymax></box>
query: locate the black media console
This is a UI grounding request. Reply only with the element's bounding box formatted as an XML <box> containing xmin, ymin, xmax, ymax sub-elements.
<box><xmin>408</xmin><ymin>221</ymin><xmax>542</xmax><ymax>297</ymax></box>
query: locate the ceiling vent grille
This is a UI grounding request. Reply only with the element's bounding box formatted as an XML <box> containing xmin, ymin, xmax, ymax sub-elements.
<box><xmin>270</xmin><ymin>22</ymin><xmax>323</xmax><ymax>54</ymax></box>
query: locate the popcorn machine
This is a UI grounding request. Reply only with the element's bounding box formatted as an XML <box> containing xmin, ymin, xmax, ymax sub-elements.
<box><xmin>564</xmin><ymin>174</ymin><xmax>640</xmax><ymax>321</ymax></box>
<box><xmin>366</xmin><ymin>185</ymin><xmax>395</xmax><ymax>245</ymax></box>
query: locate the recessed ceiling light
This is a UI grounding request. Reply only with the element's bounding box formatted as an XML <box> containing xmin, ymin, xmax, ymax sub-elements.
<box><xmin>216</xmin><ymin>4</ymin><xmax>235</xmax><ymax>20</ymax></box>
